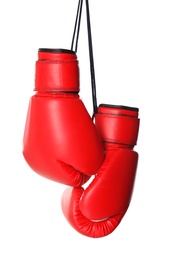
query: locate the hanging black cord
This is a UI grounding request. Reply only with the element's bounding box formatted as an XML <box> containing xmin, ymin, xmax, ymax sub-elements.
<box><xmin>85</xmin><ymin>0</ymin><xmax>98</xmax><ymax>116</ymax></box>
<box><xmin>71</xmin><ymin>0</ymin><xmax>98</xmax><ymax>117</ymax></box>
<box><xmin>71</xmin><ymin>0</ymin><xmax>83</xmax><ymax>52</ymax></box>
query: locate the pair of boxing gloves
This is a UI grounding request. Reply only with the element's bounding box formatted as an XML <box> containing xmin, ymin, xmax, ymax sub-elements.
<box><xmin>23</xmin><ymin>49</ymin><xmax>140</xmax><ymax>238</ymax></box>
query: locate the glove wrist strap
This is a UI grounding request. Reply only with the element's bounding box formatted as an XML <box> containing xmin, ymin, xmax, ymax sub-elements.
<box><xmin>35</xmin><ymin>50</ymin><xmax>79</xmax><ymax>92</ymax></box>
<box><xmin>95</xmin><ymin>105</ymin><xmax>140</xmax><ymax>146</ymax></box>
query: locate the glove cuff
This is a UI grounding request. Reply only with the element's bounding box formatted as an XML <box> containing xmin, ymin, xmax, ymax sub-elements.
<box><xmin>95</xmin><ymin>104</ymin><xmax>140</xmax><ymax>146</ymax></box>
<box><xmin>35</xmin><ymin>48</ymin><xmax>79</xmax><ymax>92</ymax></box>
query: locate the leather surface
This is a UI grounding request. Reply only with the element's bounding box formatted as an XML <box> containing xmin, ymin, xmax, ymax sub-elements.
<box><xmin>23</xmin><ymin>93</ymin><xmax>104</xmax><ymax>186</ymax></box>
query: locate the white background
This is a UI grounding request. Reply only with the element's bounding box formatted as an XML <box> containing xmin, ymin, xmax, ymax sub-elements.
<box><xmin>0</xmin><ymin>0</ymin><xmax>173</xmax><ymax>259</ymax></box>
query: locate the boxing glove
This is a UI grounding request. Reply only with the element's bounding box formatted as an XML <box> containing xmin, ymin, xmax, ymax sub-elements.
<box><xmin>61</xmin><ymin>104</ymin><xmax>140</xmax><ymax>237</ymax></box>
<box><xmin>23</xmin><ymin>49</ymin><xmax>104</xmax><ymax>186</ymax></box>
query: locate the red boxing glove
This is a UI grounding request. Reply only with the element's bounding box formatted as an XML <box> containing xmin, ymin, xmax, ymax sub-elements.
<box><xmin>23</xmin><ymin>49</ymin><xmax>104</xmax><ymax>186</ymax></box>
<box><xmin>61</xmin><ymin>104</ymin><xmax>140</xmax><ymax>237</ymax></box>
